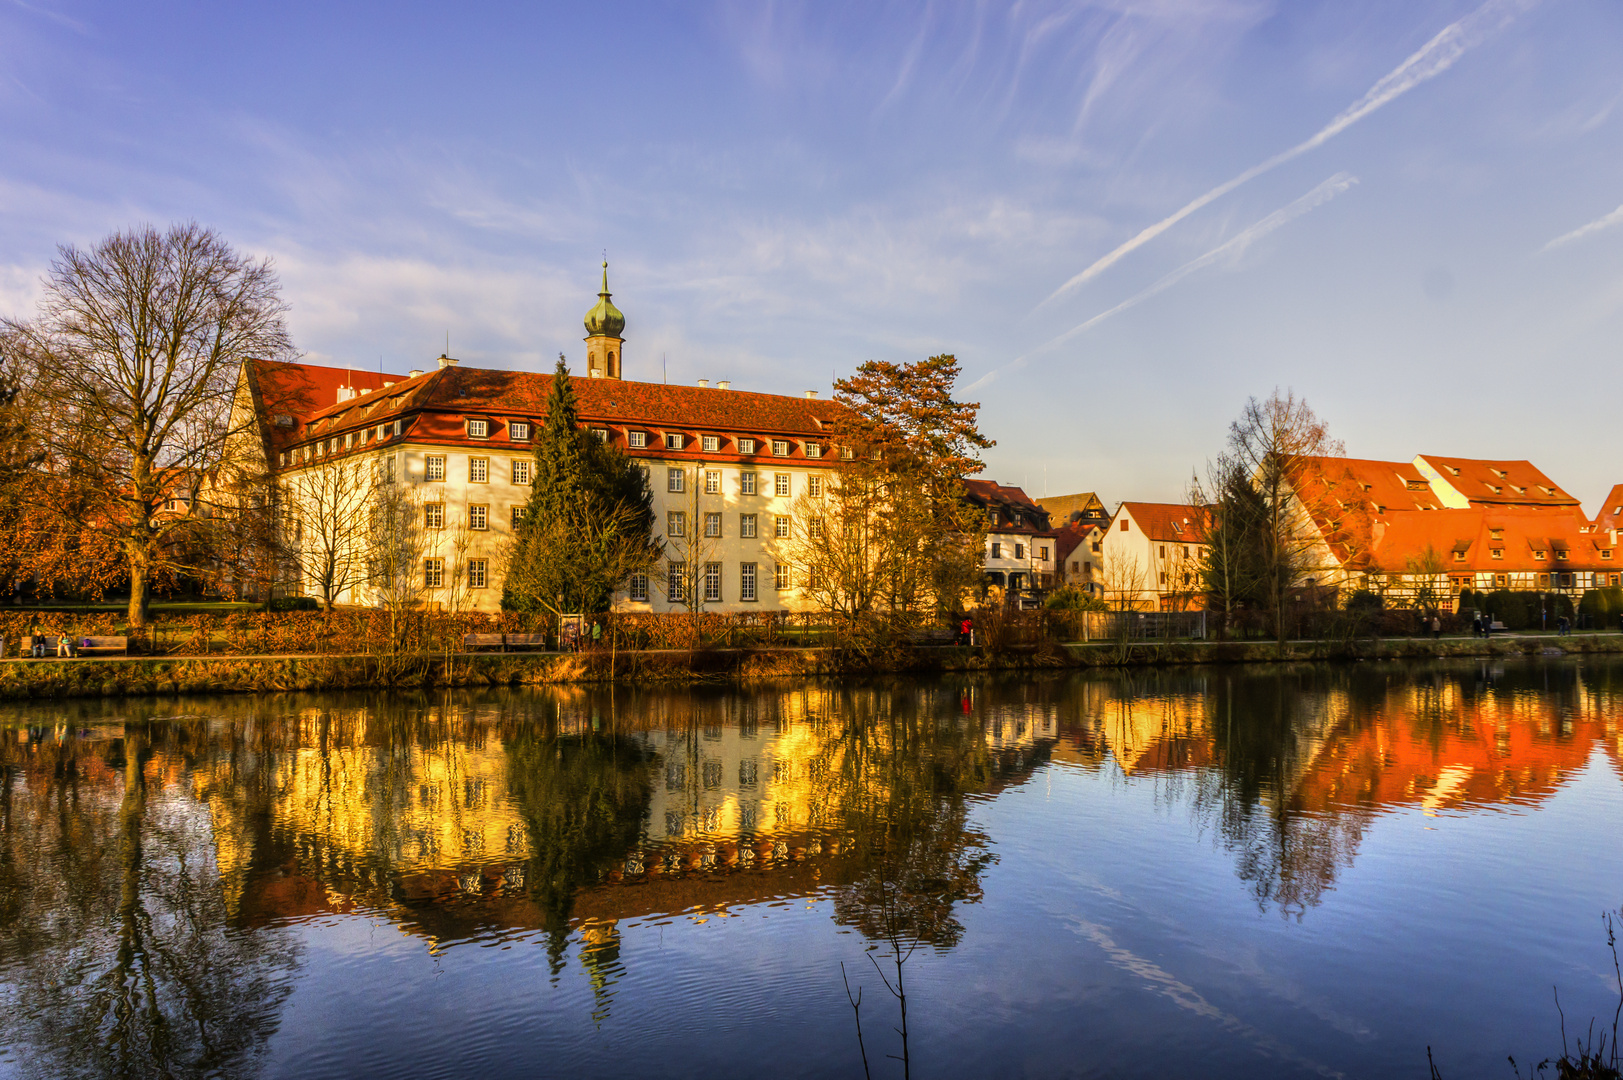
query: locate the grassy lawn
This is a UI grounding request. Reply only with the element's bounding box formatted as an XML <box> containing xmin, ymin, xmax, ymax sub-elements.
<box><xmin>11</xmin><ymin>601</ymin><xmax>260</xmax><ymax>616</ymax></box>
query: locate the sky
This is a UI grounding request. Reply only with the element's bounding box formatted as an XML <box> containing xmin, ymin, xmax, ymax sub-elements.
<box><xmin>2</xmin><ymin>0</ymin><xmax>1621</xmax><ymax>512</ymax></box>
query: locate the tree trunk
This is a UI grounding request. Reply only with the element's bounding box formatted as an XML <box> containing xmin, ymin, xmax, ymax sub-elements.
<box><xmin>127</xmin><ymin>549</ymin><xmax>151</xmax><ymax>629</ymax></box>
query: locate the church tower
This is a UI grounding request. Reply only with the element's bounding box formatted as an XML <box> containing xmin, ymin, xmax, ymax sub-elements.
<box><xmin>583</xmin><ymin>261</ymin><xmax>625</xmax><ymax>379</ymax></box>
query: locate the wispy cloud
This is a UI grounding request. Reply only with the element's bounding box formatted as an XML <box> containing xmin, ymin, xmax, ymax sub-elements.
<box><xmin>1038</xmin><ymin>0</ymin><xmax>1537</xmax><ymax>309</ymax></box>
<box><xmin>969</xmin><ymin>172</ymin><xmax>1357</xmax><ymax>392</ymax></box>
<box><xmin>1541</xmin><ymin>202</ymin><xmax>1623</xmax><ymax>251</ymax></box>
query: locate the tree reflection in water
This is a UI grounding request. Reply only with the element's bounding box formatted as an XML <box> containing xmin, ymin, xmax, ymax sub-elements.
<box><xmin>0</xmin><ymin>719</ymin><xmax>300</xmax><ymax>1080</ymax></box>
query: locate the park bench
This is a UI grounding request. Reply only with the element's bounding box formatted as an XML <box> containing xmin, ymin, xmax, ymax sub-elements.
<box><xmin>502</xmin><ymin>633</ymin><xmax>550</xmax><ymax>651</ymax></box>
<box><xmin>18</xmin><ymin>635</ymin><xmax>128</xmax><ymax>657</ymax></box>
<box><xmin>910</xmin><ymin>627</ymin><xmax>959</xmax><ymax>647</ymax></box>
<box><xmin>460</xmin><ymin>633</ymin><xmax>551</xmax><ymax>653</ymax></box>
<box><xmin>1489</xmin><ymin>621</ymin><xmax>1507</xmax><ymax>632</ymax></box>
<box><xmin>462</xmin><ymin>633</ymin><xmax>506</xmax><ymax>652</ymax></box>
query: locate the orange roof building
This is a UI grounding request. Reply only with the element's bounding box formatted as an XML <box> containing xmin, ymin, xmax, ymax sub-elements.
<box><xmin>237</xmin><ymin>265</ymin><xmax>849</xmax><ymax>613</ymax></box>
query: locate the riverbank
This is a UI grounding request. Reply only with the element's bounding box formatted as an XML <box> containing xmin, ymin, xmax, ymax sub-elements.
<box><xmin>2</xmin><ymin>631</ymin><xmax>1622</xmax><ymax>699</ymax></box>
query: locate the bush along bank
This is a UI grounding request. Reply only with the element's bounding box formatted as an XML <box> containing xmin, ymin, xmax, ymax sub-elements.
<box><xmin>3</xmin><ymin>631</ymin><xmax>1623</xmax><ymax>699</ymax></box>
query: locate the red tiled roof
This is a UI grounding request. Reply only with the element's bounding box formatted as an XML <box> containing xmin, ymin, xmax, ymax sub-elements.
<box><xmin>1593</xmin><ymin>484</ymin><xmax>1623</xmax><ymax>532</ymax></box>
<box><xmin>1055</xmin><ymin>522</ymin><xmax>1101</xmax><ymax>563</ymax></box>
<box><xmin>1117</xmin><ymin>502</ymin><xmax>1206</xmax><ymax>543</ymax></box>
<box><xmin>964</xmin><ymin>480</ymin><xmax>1055</xmax><ymax>536</ymax></box>
<box><xmin>1417</xmin><ymin>455</ymin><xmax>1579</xmax><ymax>508</ymax></box>
<box><xmin>1290</xmin><ymin>456</ymin><xmax>1442</xmax><ymax>516</ymax></box>
<box><xmin>255</xmin><ymin>361</ymin><xmax>850</xmax><ymax>470</ymax></box>
<box><xmin>1369</xmin><ymin>507</ymin><xmax>1617</xmax><ymax>573</ymax></box>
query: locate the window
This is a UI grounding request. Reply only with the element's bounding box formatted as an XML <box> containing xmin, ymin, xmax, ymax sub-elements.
<box><xmin>330</xmin><ymin>437</ymin><xmax>338</xmax><ymax>454</ymax></box>
<box><xmin>664</xmin><ymin>432</ymin><xmax>684</xmax><ymax>450</ymax></box>
<box><xmin>991</xmin><ymin>542</ymin><xmax>1002</xmax><ymax>559</ymax></box>
<box><xmin>808</xmin><ymin>517</ymin><xmax>824</xmax><ymax>540</ymax></box>
<box><xmin>1555</xmin><ymin>549</ymin><xmax>1569</xmax><ymax>560</ymax></box>
<box><xmin>510</xmin><ymin>421</ymin><xmax>531</xmax><ymax>441</ymax></box>
<box><xmin>704</xmin><ymin>563</ymin><xmax>722</xmax><ymax>603</ymax></box>
<box><xmin>1534</xmin><ymin>550</ymin><xmax>1546</xmax><ymax>560</ymax></box>
<box><xmin>468</xmin><ymin>559</ymin><xmax>488</xmax><ymax>589</ymax></box>
<box><xmin>705</xmin><ymin>470</ymin><xmax>721</xmax><ymax>494</ymax></box>
<box><xmin>667</xmin><ymin>467</ymin><xmax>684</xmax><ymax>493</ymax></box>
<box><xmin>1039</xmin><ymin>546</ymin><xmax>1049</xmax><ymax>560</ymax></box>
<box><xmin>425</xmin><ymin>503</ymin><xmax>444</xmax><ymax>530</ymax></box>
<box><xmin>589</xmin><ymin>428</ymin><xmax>609</xmax><ymax>442</ymax></box>
<box><xmin>667</xmin><ymin>511</ymin><xmax>686</xmax><ymax>537</ymax></box>
<box><xmin>278</xmin><ymin>451</ymin><xmax>286</xmax><ymax>467</ymax></box>
<box><xmin>511</xmin><ymin>459</ymin><xmax>533</xmax><ymax>485</ymax></box>
<box><xmin>772</xmin><ymin>439</ymin><xmax>790</xmax><ymax>457</ymax></box>
<box><xmin>470</xmin><ymin>505</ymin><xmax>488</xmax><ymax>530</ymax></box>
<box><xmin>774</xmin><ymin>563</ymin><xmax>790</xmax><ymax>590</ymax></box>
<box><xmin>315</xmin><ymin>442</ymin><xmax>324</xmax><ymax>458</ymax></box>
<box><xmin>702</xmin><ymin>435</ymin><xmax>720</xmax><ymax>453</ymax></box>
<box><xmin>738</xmin><ymin>437</ymin><xmax>757</xmax><ymax>455</ymax></box>
<box><xmin>511</xmin><ymin>505</ymin><xmax>523</xmax><ymax>529</ymax></box>
<box><xmin>469</xmin><ymin>457</ymin><xmax>488</xmax><ymax>483</ymax></box>
<box><xmin>774</xmin><ymin>473</ymin><xmax>790</xmax><ymax>497</ymax></box>
<box><xmin>1120</xmin><ymin>519</ymin><xmax>1129</xmax><ymax>531</ymax></box>
<box><xmin>426</xmin><ymin>455</ymin><xmax>446</xmax><ymax>481</ymax></box>
<box><xmin>628</xmin><ymin>572</ymin><xmax>649</xmax><ymax>602</ymax></box>
<box><xmin>1453</xmin><ymin>550</ymin><xmax>1466</xmax><ymax>562</ymax></box>
<box><xmin>424</xmin><ymin>558</ymin><xmax>444</xmax><ymax>588</ymax></box>
<box><xmin>1014</xmin><ymin>543</ymin><xmax>1024</xmax><ymax>559</ymax></box>
<box><xmin>393</xmin><ymin>419</ymin><xmax>402</xmax><ymax>436</ymax></box>
<box><xmin>1491</xmin><ymin>548</ymin><xmax>1503</xmax><ymax>560</ymax></box>
<box><xmin>805</xmin><ymin>442</ymin><xmax>822</xmax><ymax>458</ymax></box>
<box><xmin>773</xmin><ymin>514</ymin><xmax>791</xmax><ymax>538</ymax></box>
<box><xmin>468</xmin><ymin>419</ymin><xmax>488</xmax><ymax>438</ymax></box>
<box><xmin>841</xmin><ymin>446</ymin><xmax>854</xmax><ymax>460</ymax></box>
<box><xmin>377</xmin><ymin>424</ymin><xmax>388</xmax><ymax>441</ymax></box>
<box><xmin>1604</xmin><ymin>550</ymin><xmax>1614</xmax><ymax>560</ymax></box>
<box><xmin>628</xmin><ymin>430</ymin><xmax>647</xmax><ymax>449</ymax></box>
<box><xmin>808</xmin><ymin>476</ymin><xmax>823</xmax><ymax>498</ymax></box>
<box><xmin>741</xmin><ymin>563</ymin><xmax>758</xmax><ymax>602</ymax></box>
<box><xmin>741</xmin><ymin>513</ymin><xmax>757</xmax><ymax>538</ymax></box>
<box><xmin>1092</xmin><ymin>540</ymin><xmax>1102</xmax><ymax>553</ymax></box>
<box><xmin>741</xmin><ymin>471</ymin><xmax>757</xmax><ymax>495</ymax></box>
<box><xmin>344</xmin><ymin>432</ymin><xmax>353</xmax><ymax>449</ymax></box>
<box><xmin>1539</xmin><ymin>573</ymin><xmax>1551</xmax><ymax>586</ymax></box>
<box><xmin>704</xmin><ymin>512</ymin><xmax>722</xmax><ymax>537</ymax></box>
<box><xmin>1489</xmin><ymin>529</ymin><xmax>1503</xmax><ymax>541</ymax></box>
<box><xmin>668</xmin><ymin>562</ymin><xmax>686</xmax><ymax>603</ymax></box>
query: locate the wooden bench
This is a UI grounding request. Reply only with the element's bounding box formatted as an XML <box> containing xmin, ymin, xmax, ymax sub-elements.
<box><xmin>18</xmin><ymin>635</ymin><xmax>128</xmax><ymax>657</ymax></box>
<box><xmin>1489</xmin><ymin>621</ymin><xmax>1507</xmax><ymax>633</ymax></box>
<box><xmin>502</xmin><ymin>633</ymin><xmax>550</xmax><ymax>651</ymax></box>
<box><xmin>910</xmin><ymin>628</ymin><xmax>958</xmax><ymax>646</ymax></box>
<box><xmin>462</xmin><ymin>633</ymin><xmax>506</xmax><ymax>652</ymax></box>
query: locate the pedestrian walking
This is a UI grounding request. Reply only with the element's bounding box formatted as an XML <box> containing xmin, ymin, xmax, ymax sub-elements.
<box><xmin>1472</xmin><ymin>614</ymin><xmax>1483</xmax><ymax>638</ymax></box>
<box><xmin>1431</xmin><ymin>615</ymin><xmax>1441</xmax><ymax>640</ymax></box>
<box><xmin>590</xmin><ymin>619</ymin><xmax>602</xmax><ymax>649</ymax></box>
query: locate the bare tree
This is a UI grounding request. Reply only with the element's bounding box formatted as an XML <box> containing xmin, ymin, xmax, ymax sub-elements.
<box><xmin>4</xmin><ymin>224</ymin><xmax>293</xmax><ymax>626</ymax></box>
<box><xmin>283</xmin><ymin>457</ymin><xmax>371</xmax><ymax>609</ymax></box>
<box><xmin>367</xmin><ymin>480</ymin><xmax>429</xmax><ymax>653</ymax></box>
<box><xmin>1222</xmin><ymin>389</ymin><xmax>1344</xmax><ymax>644</ymax></box>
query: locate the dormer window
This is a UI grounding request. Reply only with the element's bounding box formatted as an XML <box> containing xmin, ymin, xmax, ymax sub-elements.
<box><xmin>344</xmin><ymin>432</ymin><xmax>354</xmax><ymax>449</ymax></box>
<box><xmin>1491</xmin><ymin>549</ymin><xmax>1503</xmax><ymax>559</ymax></box>
<box><xmin>805</xmin><ymin>442</ymin><xmax>823</xmax><ymax>458</ymax></box>
<box><xmin>1603</xmin><ymin>550</ymin><xmax>1614</xmax><ymax>560</ymax></box>
<box><xmin>664</xmin><ymin>432</ymin><xmax>684</xmax><ymax>451</ymax></box>
<box><xmin>1448</xmin><ymin>466</ymin><xmax>1461</xmax><ymax>476</ymax></box>
<box><xmin>1540</xmin><ymin>486</ymin><xmax>1555</xmax><ymax>496</ymax></box>
<box><xmin>738</xmin><ymin>438</ymin><xmax>757</xmax><ymax>455</ymax></box>
<box><xmin>1487</xmin><ymin>484</ymin><xmax>1502</xmax><ymax>495</ymax></box>
<box><xmin>702</xmin><ymin>435</ymin><xmax>720</xmax><ymax>453</ymax></box>
<box><xmin>1489</xmin><ymin>529</ymin><xmax>1503</xmax><ymax>541</ymax></box>
<box><xmin>510</xmin><ymin>421</ymin><xmax>531</xmax><ymax>441</ymax></box>
<box><xmin>278</xmin><ymin>451</ymin><xmax>287</xmax><ymax>467</ymax></box>
<box><xmin>1453</xmin><ymin>551</ymin><xmax>1466</xmax><ymax>562</ymax></box>
<box><xmin>628</xmin><ymin>431</ymin><xmax>647</xmax><ymax>449</ymax></box>
<box><xmin>840</xmin><ymin>446</ymin><xmax>854</xmax><ymax>460</ymax></box>
<box><xmin>1555</xmin><ymin>549</ymin><xmax>1569</xmax><ymax>560</ymax></box>
<box><xmin>1489</xmin><ymin>467</ymin><xmax>1506</xmax><ymax>478</ymax></box>
<box><xmin>772</xmin><ymin>440</ymin><xmax>790</xmax><ymax>457</ymax></box>
<box><xmin>591</xmin><ymin>428</ymin><xmax>609</xmax><ymax>442</ymax></box>
<box><xmin>1534</xmin><ymin>550</ymin><xmax>1546</xmax><ymax>560</ymax></box>
<box><xmin>468</xmin><ymin>419</ymin><xmax>489</xmax><ymax>439</ymax></box>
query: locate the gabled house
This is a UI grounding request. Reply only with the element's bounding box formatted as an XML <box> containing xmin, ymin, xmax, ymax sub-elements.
<box><xmin>963</xmin><ymin>480</ymin><xmax>1057</xmax><ymax>600</ymax></box>
<box><xmin>1100</xmin><ymin>502</ymin><xmax>1207</xmax><ymax>611</ymax></box>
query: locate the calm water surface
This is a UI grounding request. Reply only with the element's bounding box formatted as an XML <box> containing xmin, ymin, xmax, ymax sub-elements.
<box><xmin>1</xmin><ymin>660</ymin><xmax>1620</xmax><ymax>1079</ymax></box>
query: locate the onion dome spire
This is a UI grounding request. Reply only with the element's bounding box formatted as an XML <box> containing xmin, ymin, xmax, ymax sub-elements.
<box><xmin>583</xmin><ymin>261</ymin><xmax>625</xmax><ymax>340</ymax></box>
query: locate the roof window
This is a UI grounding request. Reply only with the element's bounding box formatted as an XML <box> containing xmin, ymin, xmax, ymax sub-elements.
<box><xmin>738</xmin><ymin>437</ymin><xmax>757</xmax><ymax>455</ymax></box>
<box><xmin>702</xmin><ymin>435</ymin><xmax>720</xmax><ymax>453</ymax></box>
<box><xmin>665</xmin><ymin>432</ymin><xmax>684</xmax><ymax>450</ymax></box>
<box><xmin>772</xmin><ymin>440</ymin><xmax>790</xmax><ymax>457</ymax></box>
<box><xmin>467</xmin><ymin>419</ymin><xmax>489</xmax><ymax>439</ymax></box>
<box><xmin>628</xmin><ymin>431</ymin><xmax>646</xmax><ymax>448</ymax></box>
<box><xmin>510</xmin><ymin>421</ymin><xmax>531</xmax><ymax>441</ymax></box>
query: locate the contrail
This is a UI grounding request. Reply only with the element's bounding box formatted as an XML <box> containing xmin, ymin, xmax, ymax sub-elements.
<box><xmin>968</xmin><ymin>173</ymin><xmax>1357</xmax><ymax>393</ymax></box>
<box><xmin>1038</xmin><ymin>0</ymin><xmax>1537</xmax><ymax>310</ymax></box>
<box><xmin>1542</xmin><ymin>203</ymin><xmax>1623</xmax><ymax>251</ymax></box>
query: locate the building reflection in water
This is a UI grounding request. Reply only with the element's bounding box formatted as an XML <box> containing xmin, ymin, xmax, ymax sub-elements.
<box><xmin>0</xmin><ymin>661</ymin><xmax>1619</xmax><ymax>1075</ymax></box>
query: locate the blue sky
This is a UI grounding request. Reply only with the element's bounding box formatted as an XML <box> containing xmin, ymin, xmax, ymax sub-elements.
<box><xmin>3</xmin><ymin>1</ymin><xmax>1621</xmax><ymax>509</ymax></box>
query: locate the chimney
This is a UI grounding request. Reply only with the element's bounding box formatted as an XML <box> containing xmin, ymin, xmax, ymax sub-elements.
<box><xmin>407</xmin><ymin>369</ymin><xmax>424</xmax><ymax>378</ymax></box>
<box><xmin>804</xmin><ymin>390</ymin><xmax>818</xmax><ymax>399</ymax></box>
<box><xmin>717</xmin><ymin>380</ymin><xmax>731</xmax><ymax>390</ymax></box>
<box><xmin>438</xmin><ymin>354</ymin><xmax>459</xmax><ymax>368</ymax></box>
<box><xmin>697</xmin><ymin>379</ymin><xmax>709</xmax><ymax>388</ymax></box>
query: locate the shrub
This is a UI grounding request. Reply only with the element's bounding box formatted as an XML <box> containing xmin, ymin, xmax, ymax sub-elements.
<box><xmin>1044</xmin><ymin>586</ymin><xmax>1107</xmax><ymax>613</ymax></box>
<box><xmin>269</xmin><ymin>596</ymin><xmax>320</xmax><ymax>612</ymax></box>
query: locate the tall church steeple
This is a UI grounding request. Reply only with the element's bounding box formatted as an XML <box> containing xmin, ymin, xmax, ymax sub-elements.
<box><xmin>583</xmin><ymin>261</ymin><xmax>625</xmax><ymax>379</ymax></box>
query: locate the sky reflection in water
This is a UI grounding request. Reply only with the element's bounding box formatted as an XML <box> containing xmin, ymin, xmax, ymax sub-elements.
<box><xmin>0</xmin><ymin>659</ymin><xmax>1620</xmax><ymax>1079</ymax></box>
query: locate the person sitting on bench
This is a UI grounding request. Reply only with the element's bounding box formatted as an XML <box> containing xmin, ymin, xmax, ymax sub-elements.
<box><xmin>57</xmin><ymin>633</ymin><xmax>73</xmax><ymax>658</ymax></box>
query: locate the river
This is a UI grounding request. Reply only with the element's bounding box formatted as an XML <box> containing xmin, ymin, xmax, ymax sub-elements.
<box><xmin>1</xmin><ymin>658</ymin><xmax>1620</xmax><ymax>1079</ymax></box>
